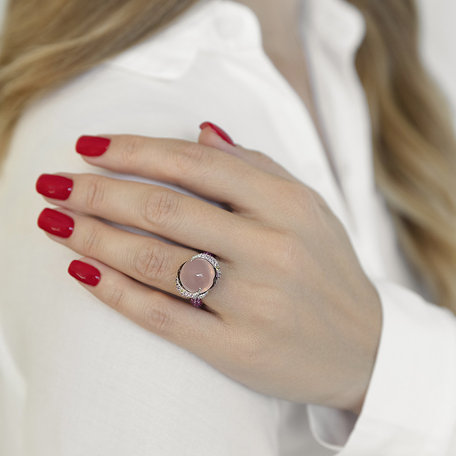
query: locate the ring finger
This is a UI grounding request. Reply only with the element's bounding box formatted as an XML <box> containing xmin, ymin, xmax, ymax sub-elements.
<box><xmin>36</xmin><ymin>207</ymin><xmax>235</xmax><ymax>313</ymax></box>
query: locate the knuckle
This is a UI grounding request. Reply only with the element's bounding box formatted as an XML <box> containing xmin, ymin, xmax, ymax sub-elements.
<box><xmin>257</xmin><ymin>287</ymin><xmax>283</xmax><ymax>324</ymax></box>
<box><xmin>290</xmin><ymin>181</ymin><xmax>309</xmax><ymax>200</ymax></box>
<box><xmin>295</xmin><ymin>185</ymin><xmax>319</xmax><ymax>214</ymax></box>
<box><xmin>119</xmin><ymin>135</ymin><xmax>146</xmax><ymax>169</ymax></box>
<box><xmin>107</xmin><ymin>286</ymin><xmax>126</xmax><ymax>311</ymax></box>
<box><xmin>266</xmin><ymin>229</ymin><xmax>301</xmax><ymax>272</ymax></box>
<box><xmin>312</xmin><ymin>188</ymin><xmax>329</xmax><ymax>209</ymax></box>
<box><xmin>173</xmin><ymin>142</ymin><xmax>212</xmax><ymax>177</ymax></box>
<box><xmin>142</xmin><ymin>189</ymin><xmax>182</xmax><ymax>229</ymax></box>
<box><xmin>82</xmin><ymin>226</ymin><xmax>103</xmax><ymax>256</ymax></box>
<box><xmin>84</xmin><ymin>175</ymin><xmax>107</xmax><ymax>211</ymax></box>
<box><xmin>132</xmin><ymin>242</ymin><xmax>169</xmax><ymax>282</ymax></box>
<box><xmin>283</xmin><ymin>181</ymin><xmax>315</xmax><ymax>210</ymax></box>
<box><xmin>142</xmin><ymin>303</ymin><xmax>172</xmax><ymax>334</ymax></box>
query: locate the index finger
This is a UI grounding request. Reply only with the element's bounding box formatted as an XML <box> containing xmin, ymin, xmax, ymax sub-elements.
<box><xmin>75</xmin><ymin>134</ymin><xmax>287</xmax><ymax>215</ymax></box>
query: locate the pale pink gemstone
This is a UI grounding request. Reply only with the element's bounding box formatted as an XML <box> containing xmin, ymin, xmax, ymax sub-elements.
<box><xmin>179</xmin><ymin>258</ymin><xmax>215</xmax><ymax>293</ymax></box>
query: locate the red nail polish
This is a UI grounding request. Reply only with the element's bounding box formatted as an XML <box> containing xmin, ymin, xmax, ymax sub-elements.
<box><xmin>76</xmin><ymin>135</ymin><xmax>111</xmax><ymax>156</ymax></box>
<box><xmin>36</xmin><ymin>174</ymin><xmax>73</xmax><ymax>200</ymax></box>
<box><xmin>68</xmin><ymin>260</ymin><xmax>101</xmax><ymax>286</ymax></box>
<box><xmin>199</xmin><ymin>121</ymin><xmax>235</xmax><ymax>145</ymax></box>
<box><xmin>37</xmin><ymin>208</ymin><xmax>74</xmax><ymax>238</ymax></box>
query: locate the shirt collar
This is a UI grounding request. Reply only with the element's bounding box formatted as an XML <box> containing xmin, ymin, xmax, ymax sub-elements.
<box><xmin>301</xmin><ymin>0</ymin><xmax>366</xmax><ymax>57</ymax></box>
<box><xmin>106</xmin><ymin>0</ymin><xmax>366</xmax><ymax>79</ymax></box>
<box><xmin>105</xmin><ymin>0</ymin><xmax>261</xmax><ymax>79</ymax></box>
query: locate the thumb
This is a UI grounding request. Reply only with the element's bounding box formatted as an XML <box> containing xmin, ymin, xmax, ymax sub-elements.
<box><xmin>198</xmin><ymin>121</ymin><xmax>297</xmax><ymax>181</ymax></box>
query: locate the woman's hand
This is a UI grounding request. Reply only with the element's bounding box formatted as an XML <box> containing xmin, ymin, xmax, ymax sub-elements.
<box><xmin>35</xmin><ymin>123</ymin><xmax>382</xmax><ymax>415</ymax></box>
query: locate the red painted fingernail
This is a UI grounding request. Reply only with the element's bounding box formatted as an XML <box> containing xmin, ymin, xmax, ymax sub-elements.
<box><xmin>199</xmin><ymin>121</ymin><xmax>235</xmax><ymax>145</ymax></box>
<box><xmin>68</xmin><ymin>260</ymin><xmax>101</xmax><ymax>286</ymax></box>
<box><xmin>37</xmin><ymin>208</ymin><xmax>74</xmax><ymax>238</ymax></box>
<box><xmin>76</xmin><ymin>135</ymin><xmax>111</xmax><ymax>156</ymax></box>
<box><xmin>36</xmin><ymin>174</ymin><xmax>73</xmax><ymax>200</ymax></box>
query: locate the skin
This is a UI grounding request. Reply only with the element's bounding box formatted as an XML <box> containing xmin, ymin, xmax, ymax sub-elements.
<box><xmin>234</xmin><ymin>0</ymin><xmax>315</xmax><ymax>111</ymax></box>
<box><xmin>36</xmin><ymin>129</ymin><xmax>383</xmax><ymax>416</ymax></box>
<box><xmin>233</xmin><ymin>0</ymin><xmax>344</xmax><ymax>196</ymax></box>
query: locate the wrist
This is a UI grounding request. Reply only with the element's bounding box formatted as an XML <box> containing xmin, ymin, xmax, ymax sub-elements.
<box><xmin>337</xmin><ymin>283</ymin><xmax>382</xmax><ymax>415</ymax></box>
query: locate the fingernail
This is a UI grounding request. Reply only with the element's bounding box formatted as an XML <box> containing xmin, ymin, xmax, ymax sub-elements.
<box><xmin>199</xmin><ymin>121</ymin><xmax>235</xmax><ymax>145</ymax></box>
<box><xmin>37</xmin><ymin>208</ymin><xmax>74</xmax><ymax>238</ymax></box>
<box><xmin>76</xmin><ymin>135</ymin><xmax>111</xmax><ymax>156</ymax></box>
<box><xmin>36</xmin><ymin>174</ymin><xmax>73</xmax><ymax>200</ymax></box>
<box><xmin>68</xmin><ymin>260</ymin><xmax>101</xmax><ymax>286</ymax></box>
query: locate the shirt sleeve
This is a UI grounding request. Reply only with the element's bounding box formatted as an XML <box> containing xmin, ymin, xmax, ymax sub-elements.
<box><xmin>306</xmin><ymin>279</ymin><xmax>456</xmax><ymax>455</ymax></box>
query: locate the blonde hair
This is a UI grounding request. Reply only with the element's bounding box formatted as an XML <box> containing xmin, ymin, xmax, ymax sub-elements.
<box><xmin>1</xmin><ymin>0</ymin><xmax>455</xmax><ymax>312</ymax></box>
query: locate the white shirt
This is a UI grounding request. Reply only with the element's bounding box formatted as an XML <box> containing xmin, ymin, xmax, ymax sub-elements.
<box><xmin>1</xmin><ymin>0</ymin><xmax>456</xmax><ymax>454</ymax></box>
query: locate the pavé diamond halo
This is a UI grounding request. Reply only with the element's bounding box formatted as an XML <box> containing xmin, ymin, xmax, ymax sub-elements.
<box><xmin>175</xmin><ymin>252</ymin><xmax>221</xmax><ymax>308</ymax></box>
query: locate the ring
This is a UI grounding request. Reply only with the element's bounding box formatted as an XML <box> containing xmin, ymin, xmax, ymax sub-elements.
<box><xmin>175</xmin><ymin>251</ymin><xmax>221</xmax><ymax>308</ymax></box>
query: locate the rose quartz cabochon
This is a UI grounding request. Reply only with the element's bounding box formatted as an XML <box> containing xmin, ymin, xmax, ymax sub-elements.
<box><xmin>179</xmin><ymin>258</ymin><xmax>215</xmax><ymax>293</ymax></box>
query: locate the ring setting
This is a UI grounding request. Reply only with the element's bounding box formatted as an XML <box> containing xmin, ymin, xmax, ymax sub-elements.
<box><xmin>175</xmin><ymin>252</ymin><xmax>221</xmax><ymax>308</ymax></box>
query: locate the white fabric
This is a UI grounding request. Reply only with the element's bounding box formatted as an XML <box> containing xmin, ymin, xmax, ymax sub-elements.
<box><xmin>1</xmin><ymin>0</ymin><xmax>456</xmax><ymax>454</ymax></box>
